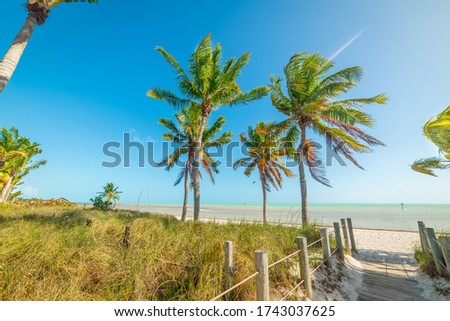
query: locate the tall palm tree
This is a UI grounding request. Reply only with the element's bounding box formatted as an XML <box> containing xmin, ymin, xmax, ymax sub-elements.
<box><xmin>0</xmin><ymin>0</ymin><xmax>98</xmax><ymax>93</ymax></box>
<box><xmin>270</xmin><ymin>52</ymin><xmax>388</xmax><ymax>224</ymax></box>
<box><xmin>98</xmin><ymin>182</ymin><xmax>122</xmax><ymax>206</ymax></box>
<box><xmin>233</xmin><ymin>122</ymin><xmax>295</xmax><ymax>224</ymax></box>
<box><xmin>158</xmin><ymin>107</ymin><xmax>232</xmax><ymax>221</ymax></box>
<box><xmin>148</xmin><ymin>34</ymin><xmax>269</xmax><ymax>221</ymax></box>
<box><xmin>412</xmin><ymin>106</ymin><xmax>450</xmax><ymax>176</ymax></box>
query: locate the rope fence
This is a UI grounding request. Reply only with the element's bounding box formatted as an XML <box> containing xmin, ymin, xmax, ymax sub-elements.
<box><xmin>120</xmin><ymin>218</ymin><xmax>357</xmax><ymax>302</ymax></box>
<box><xmin>207</xmin><ymin>218</ymin><xmax>357</xmax><ymax>301</ymax></box>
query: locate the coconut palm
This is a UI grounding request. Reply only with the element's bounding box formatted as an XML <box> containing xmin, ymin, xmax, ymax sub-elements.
<box><xmin>158</xmin><ymin>107</ymin><xmax>232</xmax><ymax>221</ymax></box>
<box><xmin>98</xmin><ymin>182</ymin><xmax>122</xmax><ymax>206</ymax></box>
<box><xmin>233</xmin><ymin>122</ymin><xmax>295</xmax><ymax>224</ymax></box>
<box><xmin>0</xmin><ymin>0</ymin><xmax>98</xmax><ymax>93</ymax></box>
<box><xmin>0</xmin><ymin>128</ymin><xmax>46</xmax><ymax>203</ymax></box>
<box><xmin>148</xmin><ymin>34</ymin><xmax>269</xmax><ymax>220</ymax></box>
<box><xmin>412</xmin><ymin>106</ymin><xmax>450</xmax><ymax>176</ymax></box>
<box><xmin>270</xmin><ymin>52</ymin><xmax>388</xmax><ymax>224</ymax></box>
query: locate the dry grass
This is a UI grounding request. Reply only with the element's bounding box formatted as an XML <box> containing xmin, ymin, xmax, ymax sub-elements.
<box><xmin>0</xmin><ymin>205</ymin><xmax>322</xmax><ymax>301</ymax></box>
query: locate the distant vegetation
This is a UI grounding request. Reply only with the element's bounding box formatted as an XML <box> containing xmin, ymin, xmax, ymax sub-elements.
<box><xmin>0</xmin><ymin>206</ymin><xmax>322</xmax><ymax>300</ymax></box>
<box><xmin>412</xmin><ymin>106</ymin><xmax>450</xmax><ymax>176</ymax></box>
<box><xmin>90</xmin><ymin>183</ymin><xmax>122</xmax><ymax>211</ymax></box>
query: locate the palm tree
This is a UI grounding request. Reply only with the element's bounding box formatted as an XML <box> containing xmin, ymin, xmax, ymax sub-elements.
<box><xmin>98</xmin><ymin>182</ymin><xmax>122</xmax><ymax>206</ymax></box>
<box><xmin>0</xmin><ymin>127</ymin><xmax>46</xmax><ymax>203</ymax></box>
<box><xmin>0</xmin><ymin>0</ymin><xmax>98</xmax><ymax>93</ymax></box>
<box><xmin>233</xmin><ymin>122</ymin><xmax>295</xmax><ymax>224</ymax></box>
<box><xmin>270</xmin><ymin>52</ymin><xmax>388</xmax><ymax>224</ymax></box>
<box><xmin>412</xmin><ymin>106</ymin><xmax>450</xmax><ymax>176</ymax></box>
<box><xmin>148</xmin><ymin>34</ymin><xmax>269</xmax><ymax>221</ymax></box>
<box><xmin>158</xmin><ymin>107</ymin><xmax>232</xmax><ymax>221</ymax></box>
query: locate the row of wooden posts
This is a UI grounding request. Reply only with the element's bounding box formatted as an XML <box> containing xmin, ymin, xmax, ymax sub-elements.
<box><xmin>418</xmin><ymin>221</ymin><xmax>450</xmax><ymax>277</ymax></box>
<box><xmin>219</xmin><ymin>218</ymin><xmax>357</xmax><ymax>301</ymax></box>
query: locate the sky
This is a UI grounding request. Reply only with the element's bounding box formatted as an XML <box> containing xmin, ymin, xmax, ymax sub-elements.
<box><xmin>1</xmin><ymin>0</ymin><xmax>450</xmax><ymax>205</ymax></box>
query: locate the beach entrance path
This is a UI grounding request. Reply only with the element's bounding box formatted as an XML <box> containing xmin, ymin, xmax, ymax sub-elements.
<box><xmin>350</xmin><ymin>229</ymin><xmax>428</xmax><ymax>301</ymax></box>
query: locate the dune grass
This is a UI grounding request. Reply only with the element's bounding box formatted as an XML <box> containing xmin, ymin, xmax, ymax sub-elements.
<box><xmin>0</xmin><ymin>205</ymin><xmax>323</xmax><ymax>301</ymax></box>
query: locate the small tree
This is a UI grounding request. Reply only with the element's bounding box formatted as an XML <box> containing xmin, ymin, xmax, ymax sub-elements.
<box><xmin>91</xmin><ymin>182</ymin><xmax>121</xmax><ymax>211</ymax></box>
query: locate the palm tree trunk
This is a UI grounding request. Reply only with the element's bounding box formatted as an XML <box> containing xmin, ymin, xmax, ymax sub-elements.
<box><xmin>4</xmin><ymin>184</ymin><xmax>14</xmax><ymax>202</ymax></box>
<box><xmin>181</xmin><ymin>166</ymin><xmax>189</xmax><ymax>222</ymax></box>
<box><xmin>298</xmin><ymin>125</ymin><xmax>308</xmax><ymax>225</ymax></box>
<box><xmin>0</xmin><ymin>176</ymin><xmax>13</xmax><ymax>203</ymax></box>
<box><xmin>193</xmin><ymin>115</ymin><xmax>208</xmax><ymax>221</ymax></box>
<box><xmin>0</xmin><ymin>13</ymin><xmax>38</xmax><ymax>93</ymax></box>
<box><xmin>261</xmin><ymin>181</ymin><xmax>267</xmax><ymax>224</ymax></box>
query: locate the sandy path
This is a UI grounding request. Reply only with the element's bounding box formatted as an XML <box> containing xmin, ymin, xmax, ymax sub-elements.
<box><xmin>349</xmin><ymin>229</ymin><xmax>448</xmax><ymax>301</ymax></box>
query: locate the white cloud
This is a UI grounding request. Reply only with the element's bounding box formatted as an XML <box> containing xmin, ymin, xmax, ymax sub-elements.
<box><xmin>21</xmin><ymin>186</ymin><xmax>39</xmax><ymax>197</ymax></box>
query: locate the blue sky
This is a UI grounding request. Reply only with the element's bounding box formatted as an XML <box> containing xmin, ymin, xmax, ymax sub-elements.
<box><xmin>1</xmin><ymin>0</ymin><xmax>450</xmax><ymax>204</ymax></box>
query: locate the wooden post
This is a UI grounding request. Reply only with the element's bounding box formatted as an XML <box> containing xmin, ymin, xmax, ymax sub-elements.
<box><xmin>425</xmin><ymin>228</ymin><xmax>446</xmax><ymax>276</ymax></box>
<box><xmin>346</xmin><ymin>218</ymin><xmax>357</xmax><ymax>254</ymax></box>
<box><xmin>86</xmin><ymin>218</ymin><xmax>93</xmax><ymax>226</ymax></box>
<box><xmin>320</xmin><ymin>228</ymin><xmax>332</xmax><ymax>269</ymax></box>
<box><xmin>123</xmin><ymin>225</ymin><xmax>131</xmax><ymax>248</ymax></box>
<box><xmin>224</xmin><ymin>241</ymin><xmax>234</xmax><ymax>297</ymax></box>
<box><xmin>340</xmin><ymin>219</ymin><xmax>351</xmax><ymax>254</ymax></box>
<box><xmin>254</xmin><ymin>250</ymin><xmax>270</xmax><ymax>301</ymax></box>
<box><xmin>333</xmin><ymin>222</ymin><xmax>345</xmax><ymax>260</ymax></box>
<box><xmin>418</xmin><ymin>221</ymin><xmax>431</xmax><ymax>252</ymax></box>
<box><xmin>438</xmin><ymin>236</ymin><xmax>450</xmax><ymax>274</ymax></box>
<box><xmin>297</xmin><ymin>236</ymin><xmax>313</xmax><ymax>300</ymax></box>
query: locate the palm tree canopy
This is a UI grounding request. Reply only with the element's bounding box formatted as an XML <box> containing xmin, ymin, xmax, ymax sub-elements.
<box><xmin>271</xmin><ymin>52</ymin><xmax>388</xmax><ymax>186</ymax></box>
<box><xmin>158</xmin><ymin>107</ymin><xmax>233</xmax><ymax>186</ymax></box>
<box><xmin>0</xmin><ymin>127</ymin><xmax>46</xmax><ymax>196</ymax></box>
<box><xmin>411</xmin><ymin>106</ymin><xmax>450</xmax><ymax>176</ymax></box>
<box><xmin>234</xmin><ymin>122</ymin><xmax>295</xmax><ymax>192</ymax></box>
<box><xmin>148</xmin><ymin>34</ymin><xmax>269</xmax><ymax>116</ymax></box>
<box><xmin>98</xmin><ymin>182</ymin><xmax>122</xmax><ymax>203</ymax></box>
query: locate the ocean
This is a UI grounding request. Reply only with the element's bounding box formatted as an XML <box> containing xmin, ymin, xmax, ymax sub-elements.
<box><xmin>118</xmin><ymin>203</ymin><xmax>450</xmax><ymax>232</ymax></box>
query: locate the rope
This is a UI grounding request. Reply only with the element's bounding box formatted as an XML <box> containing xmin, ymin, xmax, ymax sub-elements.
<box><xmin>268</xmin><ymin>249</ymin><xmax>301</xmax><ymax>268</ymax></box>
<box><xmin>331</xmin><ymin>247</ymin><xmax>340</xmax><ymax>256</ymax></box>
<box><xmin>310</xmin><ymin>258</ymin><xmax>328</xmax><ymax>275</ymax></box>
<box><xmin>280</xmin><ymin>280</ymin><xmax>305</xmax><ymax>301</ymax></box>
<box><xmin>210</xmin><ymin>271</ymin><xmax>259</xmax><ymax>301</ymax></box>
<box><xmin>307</xmin><ymin>237</ymin><xmax>324</xmax><ymax>248</ymax></box>
<box><xmin>267</xmin><ymin>237</ymin><xmax>325</xmax><ymax>269</ymax></box>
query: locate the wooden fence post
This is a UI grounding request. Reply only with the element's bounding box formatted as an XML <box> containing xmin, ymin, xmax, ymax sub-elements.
<box><xmin>346</xmin><ymin>218</ymin><xmax>357</xmax><ymax>254</ymax></box>
<box><xmin>254</xmin><ymin>250</ymin><xmax>270</xmax><ymax>301</ymax></box>
<box><xmin>297</xmin><ymin>236</ymin><xmax>313</xmax><ymax>300</ymax></box>
<box><xmin>333</xmin><ymin>222</ymin><xmax>345</xmax><ymax>260</ymax></box>
<box><xmin>418</xmin><ymin>221</ymin><xmax>431</xmax><ymax>252</ymax></box>
<box><xmin>438</xmin><ymin>236</ymin><xmax>450</xmax><ymax>275</ymax></box>
<box><xmin>320</xmin><ymin>228</ymin><xmax>332</xmax><ymax>269</ymax></box>
<box><xmin>340</xmin><ymin>219</ymin><xmax>351</xmax><ymax>254</ymax></box>
<box><xmin>123</xmin><ymin>225</ymin><xmax>131</xmax><ymax>248</ymax></box>
<box><xmin>425</xmin><ymin>228</ymin><xmax>446</xmax><ymax>276</ymax></box>
<box><xmin>224</xmin><ymin>241</ymin><xmax>234</xmax><ymax>297</ymax></box>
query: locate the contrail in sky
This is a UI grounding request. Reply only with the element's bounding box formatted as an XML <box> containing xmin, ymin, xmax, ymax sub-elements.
<box><xmin>326</xmin><ymin>28</ymin><xmax>366</xmax><ymax>64</ymax></box>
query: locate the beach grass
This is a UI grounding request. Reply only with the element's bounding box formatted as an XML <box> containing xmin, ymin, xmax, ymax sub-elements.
<box><xmin>0</xmin><ymin>205</ymin><xmax>323</xmax><ymax>301</ymax></box>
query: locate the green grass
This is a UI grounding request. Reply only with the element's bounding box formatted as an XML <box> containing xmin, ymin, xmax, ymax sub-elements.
<box><xmin>0</xmin><ymin>205</ymin><xmax>323</xmax><ymax>301</ymax></box>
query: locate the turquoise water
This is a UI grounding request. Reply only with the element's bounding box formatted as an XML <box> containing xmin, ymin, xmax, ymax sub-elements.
<box><xmin>120</xmin><ymin>203</ymin><xmax>450</xmax><ymax>231</ymax></box>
